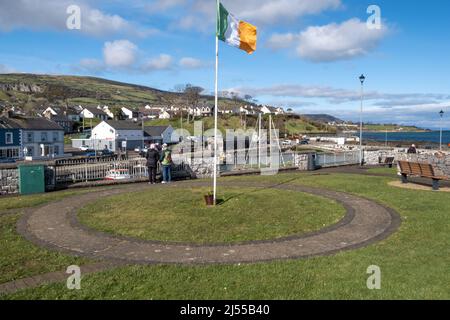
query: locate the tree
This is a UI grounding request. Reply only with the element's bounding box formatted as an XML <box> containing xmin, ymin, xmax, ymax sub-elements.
<box><xmin>111</xmin><ymin>106</ymin><xmax>125</xmax><ymax>120</ymax></box>
<box><xmin>244</xmin><ymin>94</ymin><xmax>253</xmax><ymax>102</ymax></box>
<box><xmin>184</xmin><ymin>84</ymin><xmax>204</xmax><ymax>122</ymax></box>
<box><xmin>174</xmin><ymin>84</ymin><xmax>186</xmax><ymax>93</ymax></box>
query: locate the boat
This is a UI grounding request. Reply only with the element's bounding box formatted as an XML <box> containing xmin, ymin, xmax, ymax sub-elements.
<box><xmin>105</xmin><ymin>168</ymin><xmax>131</xmax><ymax>180</ymax></box>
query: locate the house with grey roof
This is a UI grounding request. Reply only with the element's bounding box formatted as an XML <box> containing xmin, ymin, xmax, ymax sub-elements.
<box><xmin>144</xmin><ymin>125</ymin><xmax>175</xmax><ymax>145</ymax></box>
<box><xmin>80</xmin><ymin>106</ymin><xmax>109</xmax><ymax>121</ymax></box>
<box><xmin>0</xmin><ymin>115</ymin><xmax>21</xmax><ymax>162</ymax></box>
<box><xmin>72</xmin><ymin>120</ymin><xmax>176</xmax><ymax>151</ymax></box>
<box><xmin>0</xmin><ymin>113</ymin><xmax>65</xmax><ymax>160</ymax></box>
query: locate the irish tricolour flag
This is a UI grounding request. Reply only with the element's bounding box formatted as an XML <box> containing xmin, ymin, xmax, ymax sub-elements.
<box><xmin>217</xmin><ymin>2</ymin><xmax>257</xmax><ymax>54</ymax></box>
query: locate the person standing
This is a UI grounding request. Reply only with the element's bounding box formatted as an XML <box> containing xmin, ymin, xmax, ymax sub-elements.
<box><xmin>160</xmin><ymin>144</ymin><xmax>173</xmax><ymax>184</ymax></box>
<box><xmin>407</xmin><ymin>144</ymin><xmax>417</xmax><ymax>154</ymax></box>
<box><xmin>146</xmin><ymin>144</ymin><xmax>160</xmax><ymax>184</ymax></box>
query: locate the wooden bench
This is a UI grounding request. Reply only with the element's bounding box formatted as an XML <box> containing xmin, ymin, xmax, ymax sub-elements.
<box><xmin>398</xmin><ymin>161</ymin><xmax>448</xmax><ymax>190</ymax></box>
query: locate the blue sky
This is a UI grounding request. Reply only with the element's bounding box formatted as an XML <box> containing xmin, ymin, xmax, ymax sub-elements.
<box><xmin>0</xmin><ymin>0</ymin><xmax>449</xmax><ymax>129</ymax></box>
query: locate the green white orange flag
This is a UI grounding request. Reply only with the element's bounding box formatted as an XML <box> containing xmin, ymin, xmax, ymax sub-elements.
<box><xmin>217</xmin><ymin>2</ymin><xmax>257</xmax><ymax>54</ymax></box>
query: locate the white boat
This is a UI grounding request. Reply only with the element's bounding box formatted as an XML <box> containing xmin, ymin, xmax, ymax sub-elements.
<box><xmin>105</xmin><ymin>169</ymin><xmax>131</xmax><ymax>180</ymax></box>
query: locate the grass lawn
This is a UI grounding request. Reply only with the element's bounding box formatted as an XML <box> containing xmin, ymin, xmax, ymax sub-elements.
<box><xmin>0</xmin><ymin>187</ymin><xmax>123</xmax><ymax>284</ymax></box>
<box><xmin>2</xmin><ymin>172</ymin><xmax>450</xmax><ymax>299</ymax></box>
<box><xmin>78</xmin><ymin>187</ymin><xmax>345</xmax><ymax>243</ymax></box>
<box><xmin>366</xmin><ymin>167</ymin><xmax>398</xmax><ymax>176</ymax></box>
<box><xmin>0</xmin><ymin>188</ymin><xmax>100</xmax><ymax>212</ymax></box>
<box><xmin>0</xmin><ymin>213</ymin><xmax>89</xmax><ymax>284</ymax></box>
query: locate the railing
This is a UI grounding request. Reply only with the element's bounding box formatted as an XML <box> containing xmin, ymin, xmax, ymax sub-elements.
<box><xmin>315</xmin><ymin>151</ymin><xmax>360</xmax><ymax>168</ymax></box>
<box><xmin>54</xmin><ymin>157</ymin><xmax>190</xmax><ymax>184</ymax></box>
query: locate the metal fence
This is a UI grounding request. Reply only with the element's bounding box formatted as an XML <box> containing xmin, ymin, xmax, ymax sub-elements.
<box><xmin>315</xmin><ymin>151</ymin><xmax>360</xmax><ymax>168</ymax></box>
<box><xmin>54</xmin><ymin>156</ymin><xmax>189</xmax><ymax>184</ymax></box>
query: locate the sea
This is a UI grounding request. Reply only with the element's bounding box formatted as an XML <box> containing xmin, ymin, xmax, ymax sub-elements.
<box><xmin>362</xmin><ymin>131</ymin><xmax>450</xmax><ymax>145</ymax></box>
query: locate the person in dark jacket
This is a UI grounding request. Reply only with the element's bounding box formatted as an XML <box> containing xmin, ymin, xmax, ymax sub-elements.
<box><xmin>407</xmin><ymin>144</ymin><xmax>417</xmax><ymax>154</ymax></box>
<box><xmin>146</xmin><ymin>144</ymin><xmax>160</xmax><ymax>184</ymax></box>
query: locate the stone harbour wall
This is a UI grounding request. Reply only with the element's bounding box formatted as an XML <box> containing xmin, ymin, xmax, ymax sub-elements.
<box><xmin>364</xmin><ymin>148</ymin><xmax>450</xmax><ymax>177</ymax></box>
<box><xmin>181</xmin><ymin>153</ymin><xmax>311</xmax><ymax>179</ymax></box>
<box><xmin>0</xmin><ymin>168</ymin><xmax>19</xmax><ymax>195</ymax></box>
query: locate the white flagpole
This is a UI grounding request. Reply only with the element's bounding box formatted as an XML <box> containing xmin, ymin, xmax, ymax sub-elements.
<box><xmin>213</xmin><ymin>0</ymin><xmax>220</xmax><ymax>205</ymax></box>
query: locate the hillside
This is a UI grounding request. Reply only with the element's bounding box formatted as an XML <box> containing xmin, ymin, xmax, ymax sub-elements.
<box><xmin>302</xmin><ymin>114</ymin><xmax>344</xmax><ymax>124</ymax></box>
<box><xmin>0</xmin><ymin>74</ymin><xmax>338</xmax><ymax>135</ymax></box>
<box><xmin>0</xmin><ymin>73</ymin><xmax>249</xmax><ymax>113</ymax></box>
<box><xmin>146</xmin><ymin>114</ymin><xmax>335</xmax><ymax>136</ymax></box>
<box><xmin>362</xmin><ymin>123</ymin><xmax>428</xmax><ymax>132</ymax></box>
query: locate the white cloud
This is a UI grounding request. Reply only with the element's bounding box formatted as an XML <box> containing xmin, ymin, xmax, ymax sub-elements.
<box><xmin>0</xmin><ymin>0</ymin><xmax>157</xmax><ymax>37</ymax></box>
<box><xmin>79</xmin><ymin>41</ymin><xmax>172</xmax><ymax>72</ymax></box>
<box><xmin>148</xmin><ymin>0</ymin><xmax>187</xmax><ymax>12</ymax></box>
<box><xmin>227</xmin><ymin>83</ymin><xmax>450</xmax><ymax>127</ymax></box>
<box><xmin>297</xmin><ymin>18</ymin><xmax>389</xmax><ymax>62</ymax></box>
<box><xmin>227</xmin><ymin>84</ymin><xmax>450</xmax><ymax>107</ymax></box>
<box><xmin>266</xmin><ymin>33</ymin><xmax>297</xmax><ymax>50</ymax></box>
<box><xmin>179</xmin><ymin>57</ymin><xmax>209</xmax><ymax>69</ymax></box>
<box><xmin>235</xmin><ymin>0</ymin><xmax>341</xmax><ymax>25</ymax></box>
<box><xmin>267</xmin><ymin>19</ymin><xmax>389</xmax><ymax>62</ymax></box>
<box><xmin>144</xmin><ymin>54</ymin><xmax>173</xmax><ymax>71</ymax></box>
<box><xmin>172</xmin><ymin>0</ymin><xmax>341</xmax><ymax>31</ymax></box>
<box><xmin>103</xmin><ymin>40</ymin><xmax>138</xmax><ymax>68</ymax></box>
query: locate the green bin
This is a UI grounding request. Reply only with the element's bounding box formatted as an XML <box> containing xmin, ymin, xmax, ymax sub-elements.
<box><xmin>18</xmin><ymin>165</ymin><xmax>45</xmax><ymax>195</ymax></box>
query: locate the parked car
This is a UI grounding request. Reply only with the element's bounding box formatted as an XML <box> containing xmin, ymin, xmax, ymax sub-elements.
<box><xmin>79</xmin><ymin>145</ymin><xmax>90</xmax><ymax>151</ymax></box>
<box><xmin>0</xmin><ymin>158</ymin><xmax>16</xmax><ymax>164</ymax></box>
<box><xmin>99</xmin><ymin>149</ymin><xmax>114</xmax><ymax>156</ymax></box>
<box><xmin>134</xmin><ymin>147</ymin><xmax>149</xmax><ymax>153</ymax></box>
<box><xmin>84</xmin><ymin>150</ymin><xmax>96</xmax><ymax>157</ymax></box>
<box><xmin>299</xmin><ymin>140</ymin><xmax>309</xmax><ymax>145</ymax></box>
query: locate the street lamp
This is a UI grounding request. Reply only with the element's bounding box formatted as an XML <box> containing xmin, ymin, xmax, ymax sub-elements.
<box><xmin>359</xmin><ymin>74</ymin><xmax>366</xmax><ymax>166</ymax></box>
<box><xmin>439</xmin><ymin>110</ymin><xmax>444</xmax><ymax>151</ymax></box>
<box><xmin>94</xmin><ymin>133</ymin><xmax>97</xmax><ymax>157</ymax></box>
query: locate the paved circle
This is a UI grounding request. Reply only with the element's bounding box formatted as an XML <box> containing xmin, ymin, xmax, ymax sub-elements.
<box><xmin>18</xmin><ymin>181</ymin><xmax>401</xmax><ymax>265</ymax></box>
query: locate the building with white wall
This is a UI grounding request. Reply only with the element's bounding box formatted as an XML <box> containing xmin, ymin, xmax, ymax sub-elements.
<box><xmin>80</xmin><ymin>107</ymin><xmax>109</xmax><ymax>121</ymax></box>
<box><xmin>72</xmin><ymin>121</ymin><xmax>176</xmax><ymax>151</ymax></box>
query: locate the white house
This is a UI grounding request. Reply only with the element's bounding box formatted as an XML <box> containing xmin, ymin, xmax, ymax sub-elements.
<box><xmin>158</xmin><ymin>110</ymin><xmax>171</xmax><ymax>119</ymax></box>
<box><xmin>72</xmin><ymin>121</ymin><xmax>177</xmax><ymax>151</ymax></box>
<box><xmin>121</xmin><ymin>107</ymin><xmax>131</xmax><ymax>119</ymax></box>
<box><xmin>80</xmin><ymin>107</ymin><xmax>109</xmax><ymax>121</ymax></box>
<box><xmin>42</xmin><ymin>107</ymin><xmax>58</xmax><ymax>117</ymax></box>
<box><xmin>260</xmin><ymin>106</ymin><xmax>273</xmax><ymax>115</ymax></box>
<box><xmin>274</xmin><ymin>107</ymin><xmax>285</xmax><ymax>115</ymax></box>
<box><xmin>242</xmin><ymin>105</ymin><xmax>258</xmax><ymax>115</ymax></box>
<box><xmin>76</xmin><ymin>120</ymin><xmax>144</xmax><ymax>151</ymax></box>
<box><xmin>102</xmin><ymin>106</ymin><xmax>115</xmax><ymax>119</ymax></box>
<box><xmin>144</xmin><ymin>125</ymin><xmax>176</xmax><ymax>145</ymax></box>
<box><xmin>201</xmin><ymin>106</ymin><xmax>212</xmax><ymax>116</ymax></box>
<box><xmin>43</xmin><ymin>106</ymin><xmax>81</xmax><ymax>122</ymax></box>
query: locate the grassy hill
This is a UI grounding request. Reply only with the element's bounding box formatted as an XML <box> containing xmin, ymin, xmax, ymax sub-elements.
<box><xmin>363</xmin><ymin>123</ymin><xmax>427</xmax><ymax>132</ymax></box>
<box><xmin>0</xmin><ymin>74</ymin><xmax>247</xmax><ymax>112</ymax></box>
<box><xmin>0</xmin><ymin>74</ymin><xmax>337</xmax><ymax>135</ymax></box>
<box><xmin>146</xmin><ymin>114</ymin><xmax>334</xmax><ymax>137</ymax></box>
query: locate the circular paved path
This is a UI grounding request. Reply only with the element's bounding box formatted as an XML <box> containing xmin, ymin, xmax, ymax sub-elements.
<box><xmin>18</xmin><ymin>181</ymin><xmax>401</xmax><ymax>265</ymax></box>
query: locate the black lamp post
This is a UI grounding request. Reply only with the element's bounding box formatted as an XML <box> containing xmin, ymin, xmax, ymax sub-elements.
<box><xmin>359</xmin><ymin>74</ymin><xmax>366</xmax><ymax>165</ymax></box>
<box><xmin>439</xmin><ymin>110</ymin><xmax>444</xmax><ymax>151</ymax></box>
